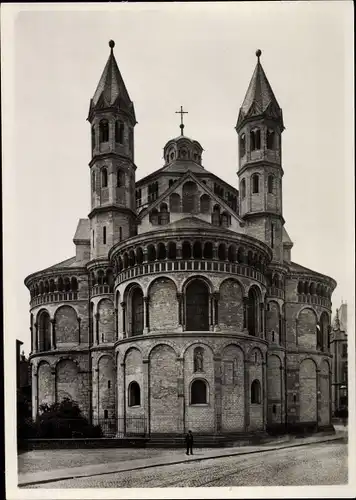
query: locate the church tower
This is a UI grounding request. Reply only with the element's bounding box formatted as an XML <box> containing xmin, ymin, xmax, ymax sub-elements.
<box><xmin>236</xmin><ymin>50</ymin><xmax>285</xmax><ymax>262</ymax></box>
<box><xmin>88</xmin><ymin>40</ymin><xmax>137</xmax><ymax>259</ymax></box>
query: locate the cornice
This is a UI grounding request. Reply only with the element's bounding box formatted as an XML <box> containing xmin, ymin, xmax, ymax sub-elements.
<box><xmin>25</xmin><ymin>267</ymin><xmax>88</xmax><ymax>287</ymax></box>
<box><xmin>88</xmin><ymin>205</ymin><xmax>137</xmax><ymax>220</ymax></box>
<box><xmin>88</xmin><ymin>152</ymin><xmax>137</xmax><ymax>170</ymax></box>
<box><xmin>237</xmin><ymin>162</ymin><xmax>284</xmax><ymax>178</ymax></box>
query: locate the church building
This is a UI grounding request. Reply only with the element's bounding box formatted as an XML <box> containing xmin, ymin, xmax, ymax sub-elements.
<box><xmin>25</xmin><ymin>41</ymin><xmax>336</xmax><ymax>437</ymax></box>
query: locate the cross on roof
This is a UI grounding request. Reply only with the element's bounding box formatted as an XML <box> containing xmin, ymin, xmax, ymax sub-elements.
<box><xmin>175</xmin><ymin>105</ymin><xmax>188</xmax><ymax>136</ymax></box>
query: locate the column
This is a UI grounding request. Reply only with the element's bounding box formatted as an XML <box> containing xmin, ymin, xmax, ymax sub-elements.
<box><xmin>259</xmin><ymin>303</ymin><xmax>265</xmax><ymax>338</ymax></box>
<box><xmin>50</xmin><ymin>319</ymin><xmax>56</xmax><ymax>350</ymax></box>
<box><xmin>95</xmin><ymin>313</ymin><xmax>100</xmax><ymax>344</ymax></box>
<box><xmin>115</xmin><ymin>308</ymin><xmax>118</xmax><ymax>341</ymax></box>
<box><xmin>280</xmin><ymin>364</ymin><xmax>285</xmax><ymax>424</ymax></box>
<box><xmin>121</xmin><ymin>302</ymin><xmax>126</xmax><ymax>338</ymax></box>
<box><xmin>143</xmin><ymin>359</ymin><xmax>150</xmax><ymax>435</ymax></box>
<box><xmin>213</xmin><ymin>292</ymin><xmax>220</xmax><ymax>332</ymax></box>
<box><xmin>244</xmin><ymin>359</ymin><xmax>250</xmax><ymax>431</ymax></box>
<box><xmin>243</xmin><ymin>297</ymin><xmax>249</xmax><ymax>331</ymax></box>
<box><xmin>143</xmin><ymin>248</ymin><xmax>148</xmax><ymax>264</ymax></box>
<box><xmin>176</xmin><ymin>357</ymin><xmax>185</xmax><ymax>434</ymax></box>
<box><xmin>77</xmin><ymin>317</ymin><xmax>81</xmax><ymax>345</ymax></box>
<box><xmin>143</xmin><ymin>297</ymin><xmax>149</xmax><ymax>334</ymax></box>
<box><xmin>116</xmin><ymin>361</ymin><xmax>125</xmax><ymax>437</ymax></box>
<box><xmin>262</xmin><ymin>360</ymin><xmax>267</xmax><ymax>430</ymax></box>
<box><xmin>212</xmin><ymin>243</ymin><xmax>218</xmax><ymax>260</ymax></box>
<box><xmin>176</xmin><ymin>241</ymin><xmax>182</xmax><ymax>259</ymax></box>
<box><xmin>177</xmin><ymin>293</ymin><xmax>183</xmax><ymax>332</ymax></box>
<box><xmin>214</xmin><ymin>356</ymin><xmax>222</xmax><ymax>434</ymax></box>
<box><xmin>34</xmin><ymin>323</ymin><xmax>39</xmax><ymax>352</ymax></box>
<box><xmin>209</xmin><ymin>293</ymin><xmax>214</xmax><ymax>331</ymax></box>
<box><xmin>329</xmin><ymin>368</ymin><xmax>332</xmax><ymax>425</ymax></box>
<box><xmin>316</xmin><ymin>368</ymin><xmax>321</xmax><ymax>429</ymax></box>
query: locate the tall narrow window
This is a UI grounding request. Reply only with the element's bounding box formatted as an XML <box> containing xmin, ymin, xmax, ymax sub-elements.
<box><xmin>267</xmin><ymin>129</ymin><xmax>275</xmax><ymax>150</ymax></box>
<box><xmin>251</xmin><ymin>380</ymin><xmax>261</xmax><ymax>404</ymax></box>
<box><xmin>239</xmin><ymin>133</ymin><xmax>246</xmax><ymax>158</ymax></box>
<box><xmin>268</xmin><ymin>175</ymin><xmax>274</xmax><ymax>194</ymax></box>
<box><xmin>250</xmin><ymin>129</ymin><xmax>261</xmax><ymax>151</ymax></box>
<box><xmin>103</xmin><ymin>226</ymin><xmax>106</xmax><ymax>244</ymax></box>
<box><xmin>115</xmin><ymin>121</ymin><xmax>124</xmax><ymax>143</ymax></box>
<box><xmin>241</xmin><ymin>178</ymin><xmax>246</xmax><ymax>199</ymax></box>
<box><xmin>99</xmin><ymin>119</ymin><xmax>109</xmax><ymax>143</ymax></box>
<box><xmin>128</xmin><ymin>382</ymin><xmax>141</xmax><ymax>406</ymax></box>
<box><xmin>119</xmin><ymin>227</ymin><xmax>122</xmax><ymax>241</ymax></box>
<box><xmin>129</xmin><ymin>128</ymin><xmax>133</xmax><ymax>152</ymax></box>
<box><xmin>271</xmin><ymin>223</ymin><xmax>274</xmax><ymax>248</ymax></box>
<box><xmin>101</xmin><ymin>168</ymin><xmax>108</xmax><ymax>188</ymax></box>
<box><xmin>252</xmin><ymin>174</ymin><xmax>259</xmax><ymax>194</ymax></box>
<box><xmin>92</xmin><ymin>230</ymin><xmax>95</xmax><ymax>248</ymax></box>
<box><xmin>117</xmin><ymin>169</ymin><xmax>124</xmax><ymax>187</ymax></box>
<box><xmin>91</xmin><ymin>126</ymin><xmax>95</xmax><ymax>150</ymax></box>
<box><xmin>104</xmin><ymin>409</ymin><xmax>108</xmax><ymax>419</ymax></box>
<box><xmin>92</xmin><ymin>171</ymin><xmax>96</xmax><ymax>192</ymax></box>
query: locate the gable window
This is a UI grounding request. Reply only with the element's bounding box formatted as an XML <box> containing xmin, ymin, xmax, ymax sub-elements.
<box><xmin>99</xmin><ymin>120</ymin><xmax>109</xmax><ymax>143</ymax></box>
<box><xmin>200</xmin><ymin>194</ymin><xmax>210</xmax><ymax>213</ymax></box>
<box><xmin>252</xmin><ymin>174</ymin><xmax>259</xmax><ymax>194</ymax></box>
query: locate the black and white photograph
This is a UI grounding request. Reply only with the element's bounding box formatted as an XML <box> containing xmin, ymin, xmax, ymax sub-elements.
<box><xmin>2</xmin><ymin>2</ymin><xmax>355</xmax><ymax>498</ymax></box>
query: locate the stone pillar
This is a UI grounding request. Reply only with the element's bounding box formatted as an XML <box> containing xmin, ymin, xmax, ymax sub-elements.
<box><xmin>177</xmin><ymin>293</ymin><xmax>183</xmax><ymax>332</ymax></box>
<box><xmin>34</xmin><ymin>323</ymin><xmax>39</xmax><ymax>352</ymax></box>
<box><xmin>213</xmin><ymin>292</ymin><xmax>220</xmax><ymax>332</ymax></box>
<box><xmin>243</xmin><ymin>297</ymin><xmax>249</xmax><ymax>331</ymax></box>
<box><xmin>280</xmin><ymin>364</ymin><xmax>285</xmax><ymax>424</ymax></box>
<box><xmin>176</xmin><ymin>241</ymin><xmax>182</xmax><ymax>259</ymax></box>
<box><xmin>316</xmin><ymin>368</ymin><xmax>321</xmax><ymax>429</ymax></box>
<box><xmin>244</xmin><ymin>359</ymin><xmax>250</xmax><ymax>431</ymax></box>
<box><xmin>262</xmin><ymin>359</ymin><xmax>267</xmax><ymax>430</ymax></box>
<box><xmin>32</xmin><ymin>367</ymin><xmax>38</xmax><ymax>419</ymax></box>
<box><xmin>143</xmin><ymin>248</ymin><xmax>148</xmax><ymax>263</ymax></box>
<box><xmin>209</xmin><ymin>293</ymin><xmax>214</xmax><ymax>330</ymax></box>
<box><xmin>77</xmin><ymin>317</ymin><xmax>81</xmax><ymax>344</ymax></box>
<box><xmin>121</xmin><ymin>302</ymin><xmax>126</xmax><ymax>338</ymax></box>
<box><xmin>50</xmin><ymin>319</ymin><xmax>56</xmax><ymax>350</ymax></box>
<box><xmin>116</xmin><ymin>361</ymin><xmax>125</xmax><ymax>437</ymax></box>
<box><xmin>95</xmin><ymin>313</ymin><xmax>100</xmax><ymax>344</ymax></box>
<box><xmin>329</xmin><ymin>368</ymin><xmax>332</xmax><ymax>425</ymax></box>
<box><xmin>143</xmin><ymin>359</ymin><xmax>150</xmax><ymax>435</ymax></box>
<box><xmin>143</xmin><ymin>297</ymin><xmax>149</xmax><ymax>334</ymax></box>
<box><xmin>115</xmin><ymin>308</ymin><xmax>118</xmax><ymax>341</ymax></box>
<box><xmin>176</xmin><ymin>357</ymin><xmax>185</xmax><ymax>434</ymax></box>
<box><xmin>212</xmin><ymin>243</ymin><xmax>218</xmax><ymax>260</ymax></box>
<box><xmin>214</xmin><ymin>356</ymin><xmax>222</xmax><ymax>435</ymax></box>
<box><xmin>259</xmin><ymin>303</ymin><xmax>265</xmax><ymax>338</ymax></box>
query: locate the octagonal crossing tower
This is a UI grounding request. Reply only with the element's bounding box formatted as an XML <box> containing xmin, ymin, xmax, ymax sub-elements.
<box><xmin>88</xmin><ymin>40</ymin><xmax>137</xmax><ymax>260</ymax></box>
<box><xmin>236</xmin><ymin>50</ymin><xmax>285</xmax><ymax>263</ymax></box>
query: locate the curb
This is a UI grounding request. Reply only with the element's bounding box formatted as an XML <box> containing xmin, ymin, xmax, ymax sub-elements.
<box><xmin>18</xmin><ymin>435</ymin><xmax>345</xmax><ymax>487</ymax></box>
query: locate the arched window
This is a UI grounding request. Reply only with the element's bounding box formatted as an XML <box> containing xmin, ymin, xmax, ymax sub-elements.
<box><xmin>252</xmin><ymin>174</ymin><xmax>259</xmax><ymax>194</ymax></box>
<box><xmin>228</xmin><ymin>245</ymin><xmax>236</xmax><ymax>262</ymax></box>
<box><xmin>218</xmin><ymin>243</ymin><xmax>226</xmax><ymax>261</ymax></box>
<box><xmin>251</xmin><ymin>379</ymin><xmax>261</xmax><ymax>404</ymax></box>
<box><xmin>128</xmin><ymin>250</ymin><xmax>136</xmax><ymax>267</ymax></box>
<box><xmin>91</xmin><ymin>126</ymin><xmax>95</xmax><ymax>150</ymax></box>
<box><xmin>103</xmin><ymin>226</ymin><xmax>106</xmax><ymax>244</ymax></box>
<box><xmin>267</xmin><ymin>129</ymin><xmax>275</xmax><ymax>150</ymax></box>
<box><xmin>203</xmin><ymin>242</ymin><xmax>213</xmax><ymax>259</ymax></box>
<box><xmin>190</xmin><ymin>379</ymin><xmax>207</xmax><ymax>404</ymax></box>
<box><xmin>136</xmin><ymin>247</ymin><xmax>143</xmax><ymax>265</ymax></box>
<box><xmin>169</xmin><ymin>193</ymin><xmax>181</xmax><ymax>213</ymax></box>
<box><xmin>70</xmin><ymin>277</ymin><xmax>78</xmax><ymax>292</ymax></box>
<box><xmin>182</xmin><ymin>241</ymin><xmax>192</xmax><ymax>259</ymax></box>
<box><xmin>159</xmin><ymin>203</ymin><xmax>170</xmax><ymax>225</ymax></box>
<box><xmin>167</xmin><ymin>241</ymin><xmax>177</xmax><ymax>259</ymax></box>
<box><xmin>147</xmin><ymin>245</ymin><xmax>156</xmax><ymax>262</ymax></box>
<box><xmin>64</xmin><ymin>277</ymin><xmax>70</xmax><ymax>292</ymax></box>
<box><xmin>241</xmin><ymin>178</ymin><xmax>246</xmax><ymax>199</ymax></box>
<box><xmin>247</xmin><ymin>287</ymin><xmax>259</xmax><ymax>336</ymax></box>
<box><xmin>186</xmin><ymin>280</ymin><xmax>209</xmax><ymax>331</ymax></box>
<box><xmin>182</xmin><ymin>181</ymin><xmax>198</xmax><ymax>213</ymax></box>
<box><xmin>239</xmin><ymin>133</ymin><xmax>246</xmax><ymax>158</ymax></box>
<box><xmin>150</xmin><ymin>209</ymin><xmax>159</xmax><ymax>225</ymax></box>
<box><xmin>193</xmin><ymin>241</ymin><xmax>202</xmax><ymax>259</ymax></box>
<box><xmin>268</xmin><ymin>175</ymin><xmax>274</xmax><ymax>194</ymax></box>
<box><xmin>115</xmin><ymin>121</ymin><xmax>124</xmax><ymax>144</ymax></box>
<box><xmin>38</xmin><ymin>311</ymin><xmax>51</xmax><ymax>351</ymax></box>
<box><xmin>128</xmin><ymin>382</ymin><xmax>141</xmax><ymax>406</ymax></box>
<box><xmin>237</xmin><ymin>247</ymin><xmax>244</xmax><ymax>263</ymax></box>
<box><xmin>131</xmin><ymin>287</ymin><xmax>144</xmax><ymax>336</ymax></box>
<box><xmin>101</xmin><ymin>168</ymin><xmax>108</xmax><ymax>188</ymax></box>
<box><xmin>117</xmin><ymin>169</ymin><xmax>125</xmax><ymax>187</ymax></box>
<box><xmin>157</xmin><ymin>242</ymin><xmax>166</xmax><ymax>260</ymax></box>
<box><xmin>200</xmin><ymin>194</ymin><xmax>210</xmax><ymax>213</ymax></box>
<box><xmin>57</xmin><ymin>277</ymin><xmax>63</xmax><ymax>292</ymax></box>
<box><xmin>250</xmin><ymin>129</ymin><xmax>261</xmax><ymax>151</ymax></box>
<box><xmin>99</xmin><ymin>119</ymin><xmax>109</xmax><ymax>143</ymax></box>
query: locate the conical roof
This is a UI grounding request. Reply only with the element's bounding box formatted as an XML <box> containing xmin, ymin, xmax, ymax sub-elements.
<box><xmin>88</xmin><ymin>41</ymin><xmax>136</xmax><ymax>121</ymax></box>
<box><xmin>236</xmin><ymin>50</ymin><xmax>283</xmax><ymax>130</ymax></box>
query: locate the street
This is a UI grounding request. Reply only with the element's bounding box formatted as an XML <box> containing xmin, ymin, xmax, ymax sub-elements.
<box><xmin>24</xmin><ymin>440</ymin><xmax>347</xmax><ymax>488</ymax></box>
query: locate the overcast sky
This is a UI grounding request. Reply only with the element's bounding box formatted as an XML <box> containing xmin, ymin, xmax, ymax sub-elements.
<box><xmin>2</xmin><ymin>2</ymin><xmax>354</xmax><ymax>355</ymax></box>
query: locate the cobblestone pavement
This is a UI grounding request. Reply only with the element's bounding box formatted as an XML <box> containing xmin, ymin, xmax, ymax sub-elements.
<box><xmin>24</xmin><ymin>441</ymin><xmax>347</xmax><ymax>488</ymax></box>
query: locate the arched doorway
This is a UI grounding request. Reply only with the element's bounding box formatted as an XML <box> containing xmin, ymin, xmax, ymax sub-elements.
<box><xmin>185</xmin><ymin>280</ymin><xmax>209</xmax><ymax>331</ymax></box>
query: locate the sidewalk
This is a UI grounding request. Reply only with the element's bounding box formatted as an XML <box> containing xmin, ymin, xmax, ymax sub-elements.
<box><xmin>18</xmin><ymin>431</ymin><xmax>346</xmax><ymax>487</ymax></box>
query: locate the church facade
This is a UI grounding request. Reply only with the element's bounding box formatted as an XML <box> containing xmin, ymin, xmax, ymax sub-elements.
<box><xmin>26</xmin><ymin>42</ymin><xmax>336</xmax><ymax>437</ymax></box>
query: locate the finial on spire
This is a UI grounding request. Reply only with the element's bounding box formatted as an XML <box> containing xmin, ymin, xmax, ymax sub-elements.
<box><xmin>175</xmin><ymin>105</ymin><xmax>188</xmax><ymax>136</ymax></box>
<box><xmin>109</xmin><ymin>40</ymin><xmax>115</xmax><ymax>53</ymax></box>
<box><xmin>256</xmin><ymin>49</ymin><xmax>262</xmax><ymax>62</ymax></box>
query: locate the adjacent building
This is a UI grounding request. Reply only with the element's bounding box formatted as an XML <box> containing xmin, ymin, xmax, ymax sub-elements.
<box><xmin>25</xmin><ymin>42</ymin><xmax>336</xmax><ymax>437</ymax></box>
<box><xmin>330</xmin><ymin>302</ymin><xmax>348</xmax><ymax>414</ymax></box>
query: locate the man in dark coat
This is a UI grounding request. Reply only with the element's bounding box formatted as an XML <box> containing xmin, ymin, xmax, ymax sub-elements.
<box><xmin>185</xmin><ymin>430</ymin><xmax>193</xmax><ymax>455</ymax></box>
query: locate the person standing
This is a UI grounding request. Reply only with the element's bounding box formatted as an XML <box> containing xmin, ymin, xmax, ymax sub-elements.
<box><xmin>185</xmin><ymin>430</ymin><xmax>193</xmax><ymax>455</ymax></box>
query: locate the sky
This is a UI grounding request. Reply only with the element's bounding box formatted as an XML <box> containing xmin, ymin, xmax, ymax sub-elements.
<box><xmin>2</xmin><ymin>2</ymin><xmax>354</xmax><ymax>356</ymax></box>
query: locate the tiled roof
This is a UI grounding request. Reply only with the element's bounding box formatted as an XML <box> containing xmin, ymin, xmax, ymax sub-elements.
<box><xmin>44</xmin><ymin>256</ymin><xmax>78</xmax><ymax>270</ymax></box>
<box><xmin>237</xmin><ymin>58</ymin><xmax>283</xmax><ymax>129</ymax></box>
<box><xmin>161</xmin><ymin>161</ymin><xmax>206</xmax><ymax>174</ymax></box>
<box><xmin>164</xmin><ymin>216</ymin><xmax>216</xmax><ymax>231</ymax></box>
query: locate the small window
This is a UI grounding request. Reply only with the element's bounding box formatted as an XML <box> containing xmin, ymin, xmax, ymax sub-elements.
<box><xmin>119</xmin><ymin>227</ymin><xmax>122</xmax><ymax>241</ymax></box>
<box><xmin>251</xmin><ymin>379</ymin><xmax>261</xmax><ymax>404</ymax></box>
<box><xmin>91</xmin><ymin>126</ymin><xmax>95</xmax><ymax>150</ymax></box>
<box><xmin>272</xmin><ymin>404</ymin><xmax>277</xmax><ymax>414</ymax></box>
<box><xmin>103</xmin><ymin>226</ymin><xmax>106</xmax><ymax>244</ymax></box>
<box><xmin>117</xmin><ymin>169</ymin><xmax>124</xmax><ymax>187</ymax></box>
<box><xmin>239</xmin><ymin>133</ymin><xmax>246</xmax><ymax>158</ymax></box>
<box><xmin>92</xmin><ymin>230</ymin><xmax>95</xmax><ymax>248</ymax></box>
<box><xmin>104</xmin><ymin>409</ymin><xmax>108</xmax><ymax>419</ymax></box>
<box><xmin>267</xmin><ymin>129</ymin><xmax>275</xmax><ymax>150</ymax></box>
<box><xmin>250</xmin><ymin>129</ymin><xmax>261</xmax><ymax>151</ymax></box>
<box><xmin>191</xmin><ymin>379</ymin><xmax>207</xmax><ymax>404</ymax></box>
<box><xmin>99</xmin><ymin>119</ymin><xmax>109</xmax><ymax>143</ymax></box>
<box><xmin>128</xmin><ymin>381</ymin><xmax>141</xmax><ymax>406</ymax></box>
<box><xmin>101</xmin><ymin>168</ymin><xmax>108</xmax><ymax>188</ymax></box>
<box><xmin>115</xmin><ymin>121</ymin><xmax>124</xmax><ymax>144</ymax></box>
<box><xmin>268</xmin><ymin>175</ymin><xmax>274</xmax><ymax>194</ymax></box>
<box><xmin>129</xmin><ymin>128</ymin><xmax>134</xmax><ymax>152</ymax></box>
<box><xmin>169</xmin><ymin>179</ymin><xmax>175</xmax><ymax>188</ymax></box>
<box><xmin>252</xmin><ymin>174</ymin><xmax>259</xmax><ymax>194</ymax></box>
<box><xmin>108</xmin><ymin>380</ymin><xmax>111</xmax><ymax>389</ymax></box>
<box><xmin>241</xmin><ymin>178</ymin><xmax>246</xmax><ymax>199</ymax></box>
<box><xmin>293</xmin><ymin>394</ymin><xmax>297</xmax><ymax>403</ymax></box>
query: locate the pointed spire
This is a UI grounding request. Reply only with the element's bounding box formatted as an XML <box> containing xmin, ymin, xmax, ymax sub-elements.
<box><xmin>88</xmin><ymin>40</ymin><xmax>136</xmax><ymax>122</ymax></box>
<box><xmin>236</xmin><ymin>50</ymin><xmax>284</xmax><ymax>131</ymax></box>
<box><xmin>334</xmin><ymin>308</ymin><xmax>341</xmax><ymax>330</ymax></box>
